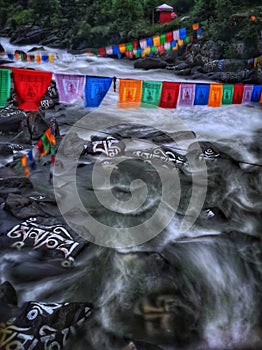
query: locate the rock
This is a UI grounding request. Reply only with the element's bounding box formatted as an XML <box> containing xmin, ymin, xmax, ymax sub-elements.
<box><xmin>4</xmin><ymin>193</ymin><xmax>45</xmax><ymax>219</ymax></box>
<box><xmin>0</xmin><ymin>144</ymin><xmax>13</xmax><ymax>156</ymax></box>
<box><xmin>11</xmin><ymin>127</ymin><xmax>32</xmax><ymax>145</ymax></box>
<box><xmin>10</xmin><ymin>26</ymin><xmax>47</xmax><ymax>46</ymax></box>
<box><xmin>0</xmin><ymin>177</ymin><xmax>33</xmax><ymax>191</ymax></box>
<box><xmin>0</xmin><ymin>42</ymin><xmax>5</xmax><ymax>53</ymax></box>
<box><xmin>134</xmin><ymin>57</ymin><xmax>167</xmax><ymax>70</ymax></box>
<box><xmin>27</xmin><ymin>111</ymin><xmax>49</xmax><ymax>140</ymax></box>
<box><xmin>0</xmin><ymin>104</ymin><xmax>27</xmax><ymax>133</ymax></box>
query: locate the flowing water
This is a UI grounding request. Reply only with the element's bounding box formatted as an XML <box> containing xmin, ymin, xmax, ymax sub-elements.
<box><xmin>1</xmin><ymin>37</ymin><xmax>262</xmax><ymax>350</ymax></box>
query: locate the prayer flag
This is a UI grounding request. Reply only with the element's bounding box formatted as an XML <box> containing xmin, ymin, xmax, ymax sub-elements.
<box><xmin>208</xmin><ymin>84</ymin><xmax>223</xmax><ymax>107</ymax></box>
<box><xmin>242</xmin><ymin>85</ymin><xmax>253</xmax><ymax>103</ymax></box>
<box><xmin>54</xmin><ymin>73</ymin><xmax>85</xmax><ymax>104</ymax></box>
<box><xmin>160</xmin><ymin>34</ymin><xmax>166</xmax><ymax>45</ymax></box>
<box><xmin>98</xmin><ymin>47</ymin><xmax>106</xmax><ymax>56</ymax></box>
<box><xmin>0</xmin><ymin>68</ymin><xmax>11</xmax><ymax>108</ymax></box>
<box><xmin>146</xmin><ymin>37</ymin><xmax>153</xmax><ymax>47</ymax></box>
<box><xmin>192</xmin><ymin>23</ymin><xmax>199</xmax><ymax>30</ymax></box>
<box><xmin>118</xmin><ymin>79</ymin><xmax>142</xmax><ymax>109</ymax></box>
<box><xmin>232</xmin><ymin>84</ymin><xmax>244</xmax><ymax>104</ymax></box>
<box><xmin>173</xmin><ymin>30</ymin><xmax>179</xmax><ymax>40</ymax></box>
<box><xmin>157</xmin><ymin>45</ymin><xmax>165</xmax><ymax>54</ymax></box>
<box><xmin>139</xmin><ymin>39</ymin><xmax>147</xmax><ymax>49</ymax></box>
<box><xmin>178</xmin><ymin>83</ymin><xmax>195</xmax><ymax>107</ymax></box>
<box><xmin>106</xmin><ymin>46</ymin><xmax>113</xmax><ymax>55</ymax></box>
<box><xmin>194</xmin><ymin>84</ymin><xmax>210</xmax><ymax>105</ymax></box>
<box><xmin>141</xmin><ymin>81</ymin><xmax>162</xmax><ymax>106</ymax></box>
<box><xmin>251</xmin><ymin>85</ymin><xmax>262</xmax><ymax>102</ymax></box>
<box><xmin>153</xmin><ymin>35</ymin><xmax>160</xmax><ymax>47</ymax></box>
<box><xmin>126</xmin><ymin>42</ymin><xmax>133</xmax><ymax>51</ymax></box>
<box><xmin>166</xmin><ymin>32</ymin><xmax>173</xmax><ymax>43</ymax></box>
<box><xmin>84</xmin><ymin>76</ymin><xmax>112</xmax><ymax>108</ymax></box>
<box><xmin>12</xmin><ymin>68</ymin><xmax>52</xmax><ymax>111</ymax></box>
<box><xmin>260</xmin><ymin>91</ymin><xmax>262</xmax><ymax>103</ymax></box>
<box><xmin>222</xmin><ymin>84</ymin><xmax>234</xmax><ymax>105</ymax></box>
<box><xmin>159</xmin><ymin>82</ymin><xmax>180</xmax><ymax>108</ymax></box>
<box><xmin>179</xmin><ymin>28</ymin><xmax>187</xmax><ymax>39</ymax></box>
<box><xmin>178</xmin><ymin>40</ymin><xmax>184</xmax><ymax>47</ymax></box>
<box><xmin>119</xmin><ymin>43</ymin><xmax>126</xmax><ymax>54</ymax></box>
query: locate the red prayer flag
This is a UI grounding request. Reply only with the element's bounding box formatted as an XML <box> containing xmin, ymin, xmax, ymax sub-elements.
<box><xmin>232</xmin><ymin>84</ymin><xmax>244</xmax><ymax>104</ymax></box>
<box><xmin>159</xmin><ymin>82</ymin><xmax>180</xmax><ymax>108</ymax></box>
<box><xmin>12</xmin><ymin>68</ymin><xmax>52</xmax><ymax>111</ymax></box>
<box><xmin>166</xmin><ymin>32</ymin><xmax>173</xmax><ymax>43</ymax></box>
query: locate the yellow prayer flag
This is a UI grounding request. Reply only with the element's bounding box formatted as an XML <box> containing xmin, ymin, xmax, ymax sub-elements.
<box><xmin>118</xmin><ymin>79</ymin><xmax>142</xmax><ymax>109</ymax></box>
<box><xmin>153</xmin><ymin>35</ymin><xmax>160</xmax><ymax>47</ymax></box>
<box><xmin>48</xmin><ymin>53</ymin><xmax>55</xmax><ymax>63</ymax></box>
<box><xmin>208</xmin><ymin>84</ymin><xmax>223</xmax><ymax>107</ymax></box>
<box><xmin>178</xmin><ymin>40</ymin><xmax>184</xmax><ymax>47</ymax></box>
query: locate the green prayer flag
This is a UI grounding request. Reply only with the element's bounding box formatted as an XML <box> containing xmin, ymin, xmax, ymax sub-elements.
<box><xmin>141</xmin><ymin>81</ymin><xmax>162</xmax><ymax>107</ymax></box>
<box><xmin>0</xmin><ymin>68</ymin><xmax>11</xmax><ymax>108</ymax></box>
<box><xmin>222</xmin><ymin>84</ymin><xmax>234</xmax><ymax>105</ymax></box>
<box><xmin>41</xmin><ymin>134</ymin><xmax>50</xmax><ymax>153</ymax></box>
<box><xmin>185</xmin><ymin>36</ymin><xmax>191</xmax><ymax>44</ymax></box>
<box><xmin>151</xmin><ymin>46</ymin><xmax>158</xmax><ymax>54</ymax></box>
<box><xmin>126</xmin><ymin>42</ymin><xmax>133</xmax><ymax>51</ymax></box>
<box><xmin>160</xmin><ymin>34</ymin><xmax>166</xmax><ymax>45</ymax></box>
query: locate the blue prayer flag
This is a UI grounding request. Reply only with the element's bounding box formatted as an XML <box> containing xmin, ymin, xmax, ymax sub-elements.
<box><xmin>194</xmin><ymin>84</ymin><xmax>210</xmax><ymax>105</ymax></box>
<box><xmin>146</xmin><ymin>37</ymin><xmax>153</xmax><ymax>47</ymax></box>
<box><xmin>84</xmin><ymin>76</ymin><xmax>113</xmax><ymax>108</ymax></box>
<box><xmin>251</xmin><ymin>85</ymin><xmax>262</xmax><ymax>102</ymax></box>
<box><xmin>179</xmin><ymin>28</ymin><xmax>187</xmax><ymax>40</ymax></box>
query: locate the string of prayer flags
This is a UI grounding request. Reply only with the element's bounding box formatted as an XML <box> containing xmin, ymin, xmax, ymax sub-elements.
<box><xmin>159</xmin><ymin>82</ymin><xmax>180</xmax><ymax>108</ymax></box>
<box><xmin>12</xmin><ymin>68</ymin><xmax>52</xmax><ymax>111</ymax></box>
<box><xmin>54</xmin><ymin>73</ymin><xmax>85</xmax><ymax>104</ymax></box>
<box><xmin>118</xmin><ymin>79</ymin><xmax>142</xmax><ymax>109</ymax></box>
<box><xmin>141</xmin><ymin>81</ymin><xmax>162</xmax><ymax>106</ymax></box>
<box><xmin>208</xmin><ymin>84</ymin><xmax>223</xmax><ymax>107</ymax></box>
<box><xmin>178</xmin><ymin>83</ymin><xmax>195</xmax><ymax>107</ymax></box>
<box><xmin>222</xmin><ymin>84</ymin><xmax>234</xmax><ymax>105</ymax></box>
<box><xmin>194</xmin><ymin>84</ymin><xmax>210</xmax><ymax>105</ymax></box>
<box><xmin>232</xmin><ymin>84</ymin><xmax>244</xmax><ymax>104</ymax></box>
<box><xmin>84</xmin><ymin>76</ymin><xmax>113</xmax><ymax>108</ymax></box>
<box><xmin>0</xmin><ymin>68</ymin><xmax>11</xmax><ymax>108</ymax></box>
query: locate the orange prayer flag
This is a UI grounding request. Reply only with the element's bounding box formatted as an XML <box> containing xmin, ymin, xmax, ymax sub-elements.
<box><xmin>208</xmin><ymin>84</ymin><xmax>223</xmax><ymax>107</ymax></box>
<box><xmin>153</xmin><ymin>35</ymin><xmax>160</xmax><ymax>47</ymax></box>
<box><xmin>118</xmin><ymin>79</ymin><xmax>142</xmax><ymax>109</ymax></box>
<box><xmin>192</xmin><ymin>23</ymin><xmax>199</xmax><ymax>30</ymax></box>
<box><xmin>260</xmin><ymin>91</ymin><xmax>262</xmax><ymax>103</ymax></box>
<box><xmin>119</xmin><ymin>43</ymin><xmax>126</xmax><ymax>54</ymax></box>
<box><xmin>21</xmin><ymin>155</ymin><xmax>27</xmax><ymax>167</ymax></box>
<box><xmin>24</xmin><ymin>167</ymin><xmax>30</xmax><ymax>177</ymax></box>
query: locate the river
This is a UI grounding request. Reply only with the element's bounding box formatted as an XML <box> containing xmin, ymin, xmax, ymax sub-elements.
<box><xmin>0</xmin><ymin>37</ymin><xmax>262</xmax><ymax>350</ymax></box>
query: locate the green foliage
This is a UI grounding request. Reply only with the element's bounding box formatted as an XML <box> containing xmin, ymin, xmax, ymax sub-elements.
<box><xmin>0</xmin><ymin>0</ymin><xmax>261</xmax><ymax>55</ymax></box>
